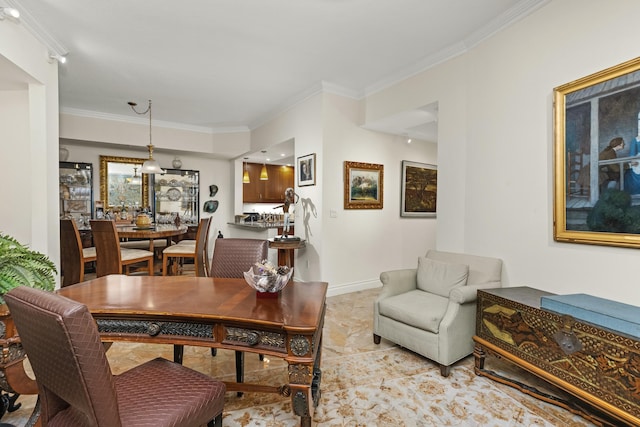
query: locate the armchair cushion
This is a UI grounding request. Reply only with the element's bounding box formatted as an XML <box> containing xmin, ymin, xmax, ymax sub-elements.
<box><xmin>379</xmin><ymin>290</ymin><xmax>449</xmax><ymax>333</ymax></box>
<box><xmin>416</xmin><ymin>257</ymin><xmax>468</xmax><ymax>297</ymax></box>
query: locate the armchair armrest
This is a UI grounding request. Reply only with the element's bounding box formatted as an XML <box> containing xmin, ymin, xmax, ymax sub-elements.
<box><xmin>378</xmin><ymin>269</ymin><xmax>418</xmax><ymax>300</ymax></box>
<box><xmin>449</xmin><ymin>281</ymin><xmax>501</xmax><ymax>304</ymax></box>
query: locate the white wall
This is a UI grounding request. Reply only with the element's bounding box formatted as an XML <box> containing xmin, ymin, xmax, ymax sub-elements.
<box><xmin>365</xmin><ymin>0</ymin><xmax>640</xmax><ymax>305</ymax></box>
<box><xmin>250</xmin><ymin>94</ymin><xmax>324</xmax><ymax>282</ymax></box>
<box><xmin>0</xmin><ymin>90</ymin><xmax>31</xmax><ymax>242</ymax></box>
<box><xmin>321</xmin><ymin>93</ymin><xmax>437</xmax><ymax>294</ymax></box>
<box><xmin>1</xmin><ymin>17</ymin><xmax>60</xmax><ymax>272</ymax></box>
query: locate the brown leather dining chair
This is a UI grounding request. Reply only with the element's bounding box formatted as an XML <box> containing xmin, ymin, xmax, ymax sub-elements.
<box><xmin>89</xmin><ymin>220</ymin><xmax>154</xmax><ymax>277</ymax></box>
<box><xmin>5</xmin><ymin>286</ymin><xmax>226</xmax><ymax>427</ymax></box>
<box><xmin>209</xmin><ymin>238</ymin><xmax>269</xmax><ymax>394</ymax></box>
<box><xmin>162</xmin><ymin>217</ymin><xmax>211</xmax><ymax>277</ymax></box>
<box><xmin>60</xmin><ymin>219</ymin><xmax>96</xmax><ymax>287</ymax></box>
<box><xmin>209</xmin><ymin>238</ymin><xmax>268</xmax><ymax>279</ymax></box>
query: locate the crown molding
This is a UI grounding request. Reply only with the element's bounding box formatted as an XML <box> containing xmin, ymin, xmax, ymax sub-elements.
<box><xmin>248</xmin><ymin>80</ymin><xmax>360</xmax><ymax>130</ymax></box>
<box><xmin>364</xmin><ymin>0</ymin><xmax>550</xmax><ymax>98</ymax></box>
<box><xmin>10</xmin><ymin>0</ymin><xmax>68</xmax><ymax>57</ymax></box>
<box><xmin>60</xmin><ymin>107</ymin><xmax>249</xmax><ymax>134</ymax></box>
<box><xmin>464</xmin><ymin>0</ymin><xmax>550</xmax><ymax>50</ymax></box>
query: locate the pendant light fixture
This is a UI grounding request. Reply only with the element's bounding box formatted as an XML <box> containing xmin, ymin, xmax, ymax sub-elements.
<box><xmin>260</xmin><ymin>150</ymin><xmax>269</xmax><ymax>181</ymax></box>
<box><xmin>243</xmin><ymin>157</ymin><xmax>250</xmax><ymax>184</ymax></box>
<box><xmin>129</xmin><ymin>167</ymin><xmax>142</xmax><ymax>185</ymax></box>
<box><xmin>128</xmin><ymin>99</ymin><xmax>164</xmax><ymax>174</ymax></box>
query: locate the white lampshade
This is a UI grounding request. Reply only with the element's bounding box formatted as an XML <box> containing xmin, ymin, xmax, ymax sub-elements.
<box><xmin>129</xmin><ymin>167</ymin><xmax>142</xmax><ymax>185</ymax></box>
<box><xmin>140</xmin><ymin>158</ymin><xmax>164</xmax><ymax>174</ymax></box>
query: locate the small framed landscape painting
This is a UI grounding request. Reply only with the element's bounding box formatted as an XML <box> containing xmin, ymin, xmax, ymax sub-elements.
<box><xmin>401</xmin><ymin>161</ymin><xmax>437</xmax><ymax>217</ymax></box>
<box><xmin>344</xmin><ymin>161</ymin><xmax>383</xmax><ymax>209</ymax></box>
<box><xmin>297</xmin><ymin>153</ymin><xmax>316</xmax><ymax>186</ymax></box>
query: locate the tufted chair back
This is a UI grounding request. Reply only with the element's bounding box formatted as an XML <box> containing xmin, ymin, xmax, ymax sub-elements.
<box><xmin>5</xmin><ymin>286</ymin><xmax>226</xmax><ymax>427</ymax></box>
<box><xmin>209</xmin><ymin>238</ymin><xmax>268</xmax><ymax>278</ymax></box>
<box><xmin>6</xmin><ymin>286</ymin><xmax>121</xmax><ymax>426</ymax></box>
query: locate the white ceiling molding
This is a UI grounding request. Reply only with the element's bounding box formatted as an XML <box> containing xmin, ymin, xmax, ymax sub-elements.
<box><xmin>364</xmin><ymin>0</ymin><xmax>549</xmax><ymax>99</ymax></box>
<box><xmin>61</xmin><ymin>107</ymin><xmax>248</xmax><ymax>135</ymax></box>
<box><xmin>10</xmin><ymin>0</ymin><xmax>68</xmax><ymax>58</ymax></box>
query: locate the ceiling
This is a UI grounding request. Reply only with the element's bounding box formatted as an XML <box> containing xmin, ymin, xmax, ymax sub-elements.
<box><xmin>9</xmin><ymin>0</ymin><xmax>545</xmax><ymax>160</ymax></box>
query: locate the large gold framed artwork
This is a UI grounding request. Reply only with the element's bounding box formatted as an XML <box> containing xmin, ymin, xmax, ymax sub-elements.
<box><xmin>554</xmin><ymin>57</ymin><xmax>640</xmax><ymax>248</ymax></box>
<box><xmin>99</xmin><ymin>156</ymin><xmax>150</xmax><ymax>209</ymax></box>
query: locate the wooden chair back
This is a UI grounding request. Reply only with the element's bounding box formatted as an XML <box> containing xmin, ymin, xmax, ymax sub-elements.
<box><xmin>90</xmin><ymin>219</ymin><xmax>123</xmax><ymax>277</ymax></box>
<box><xmin>195</xmin><ymin>217</ymin><xmax>212</xmax><ymax>277</ymax></box>
<box><xmin>60</xmin><ymin>219</ymin><xmax>85</xmax><ymax>286</ymax></box>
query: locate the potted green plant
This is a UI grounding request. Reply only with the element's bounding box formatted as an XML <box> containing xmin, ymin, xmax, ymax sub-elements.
<box><xmin>0</xmin><ymin>233</ymin><xmax>56</xmax><ymax>304</ymax></box>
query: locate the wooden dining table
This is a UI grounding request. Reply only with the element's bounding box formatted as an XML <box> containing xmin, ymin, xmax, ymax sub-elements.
<box><xmin>116</xmin><ymin>223</ymin><xmax>188</xmax><ymax>252</ymax></box>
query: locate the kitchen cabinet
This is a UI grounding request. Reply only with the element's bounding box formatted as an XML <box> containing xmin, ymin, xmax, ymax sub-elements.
<box><xmin>243</xmin><ymin>163</ymin><xmax>294</xmax><ymax>203</ymax></box>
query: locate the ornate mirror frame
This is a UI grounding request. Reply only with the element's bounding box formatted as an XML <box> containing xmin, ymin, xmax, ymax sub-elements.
<box><xmin>99</xmin><ymin>155</ymin><xmax>150</xmax><ymax>209</ymax></box>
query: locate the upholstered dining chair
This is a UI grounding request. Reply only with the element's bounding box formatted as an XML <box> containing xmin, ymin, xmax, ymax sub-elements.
<box><xmin>209</xmin><ymin>238</ymin><xmax>268</xmax><ymax>279</ymax></box>
<box><xmin>5</xmin><ymin>286</ymin><xmax>226</xmax><ymax>427</ymax></box>
<box><xmin>60</xmin><ymin>219</ymin><xmax>96</xmax><ymax>287</ymax></box>
<box><xmin>89</xmin><ymin>220</ymin><xmax>154</xmax><ymax>277</ymax></box>
<box><xmin>209</xmin><ymin>238</ymin><xmax>269</xmax><ymax>394</ymax></box>
<box><xmin>162</xmin><ymin>217</ymin><xmax>211</xmax><ymax>276</ymax></box>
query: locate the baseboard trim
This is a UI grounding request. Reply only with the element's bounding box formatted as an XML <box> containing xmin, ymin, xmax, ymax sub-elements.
<box><xmin>326</xmin><ymin>279</ymin><xmax>381</xmax><ymax>298</ymax></box>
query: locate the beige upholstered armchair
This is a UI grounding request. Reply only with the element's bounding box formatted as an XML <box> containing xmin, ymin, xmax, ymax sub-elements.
<box><xmin>374</xmin><ymin>250</ymin><xmax>503</xmax><ymax>376</ymax></box>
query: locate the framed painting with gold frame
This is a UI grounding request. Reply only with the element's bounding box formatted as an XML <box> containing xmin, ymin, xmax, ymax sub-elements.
<box><xmin>99</xmin><ymin>156</ymin><xmax>150</xmax><ymax>209</ymax></box>
<box><xmin>344</xmin><ymin>161</ymin><xmax>383</xmax><ymax>209</ymax></box>
<box><xmin>554</xmin><ymin>56</ymin><xmax>640</xmax><ymax>248</ymax></box>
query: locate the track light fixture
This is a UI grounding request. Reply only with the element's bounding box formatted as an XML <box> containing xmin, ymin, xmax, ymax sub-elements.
<box><xmin>128</xmin><ymin>99</ymin><xmax>165</xmax><ymax>174</ymax></box>
<box><xmin>48</xmin><ymin>53</ymin><xmax>67</xmax><ymax>64</ymax></box>
<box><xmin>0</xmin><ymin>6</ymin><xmax>20</xmax><ymax>20</ymax></box>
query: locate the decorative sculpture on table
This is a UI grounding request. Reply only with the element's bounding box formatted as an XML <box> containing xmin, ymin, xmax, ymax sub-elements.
<box><xmin>274</xmin><ymin>187</ymin><xmax>300</xmax><ymax>241</ymax></box>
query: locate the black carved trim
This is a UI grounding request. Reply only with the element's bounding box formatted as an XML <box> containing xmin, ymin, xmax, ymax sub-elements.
<box><xmin>96</xmin><ymin>319</ymin><xmax>213</xmax><ymax>338</ymax></box>
<box><xmin>224</xmin><ymin>327</ymin><xmax>285</xmax><ymax>349</ymax></box>
<box><xmin>292</xmin><ymin>391</ymin><xmax>309</xmax><ymax>416</ymax></box>
<box><xmin>291</xmin><ymin>335</ymin><xmax>310</xmax><ymax>357</ymax></box>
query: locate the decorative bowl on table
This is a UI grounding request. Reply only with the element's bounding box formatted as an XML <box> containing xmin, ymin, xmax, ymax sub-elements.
<box><xmin>243</xmin><ymin>262</ymin><xmax>293</xmax><ymax>297</ymax></box>
<box><xmin>135</xmin><ymin>213</ymin><xmax>152</xmax><ymax>228</ymax></box>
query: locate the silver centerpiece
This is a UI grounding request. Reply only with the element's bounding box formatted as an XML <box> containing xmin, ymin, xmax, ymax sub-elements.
<box><xmin>244</xmin><ymin>265</ymin><xmax>293</xmax><ymax>293</ymax></box>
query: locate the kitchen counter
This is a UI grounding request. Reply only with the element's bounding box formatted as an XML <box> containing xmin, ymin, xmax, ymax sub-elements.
<box><xmin>227</xmin><ymin>221</ymin><xmax>291</xmax><ymax>230</ymax></box>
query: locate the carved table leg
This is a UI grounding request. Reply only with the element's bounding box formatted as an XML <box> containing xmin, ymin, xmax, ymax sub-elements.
<box><xmin>473</xmin><ymin>343</ymin><xmax>486</xmax><ymax>372</ymax></box>
<box><xmin>288</xmin><ymin>332</ymin><xmax>322</xmax><ymax>427</ymax></box>
<box><xmin>235</xmin><ymin>351</ymin><xmax>244</xmax><ymax>397</ymax></box>
<box><xmin>173</xmin><ymin>344</ymin><xmax>184</xmax><ymax>364</ymax></box>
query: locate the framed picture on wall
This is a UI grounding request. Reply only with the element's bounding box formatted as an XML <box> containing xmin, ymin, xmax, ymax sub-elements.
<box><xmin>554</xmin><ymin>56</ymin><xmax>640</xmax><ymax>248</ymax></box>
<box><xmin>344</xmin><ymin>161</ymin><xmax>383</xmax><ymax>209</ymax></box>
<box><xmin>401</xmin><ymin>160</ymin><xmax>437</xmax><ymax>217</ymax></box>
<box><xmin>297</xmin><ymin>153</ymin><xmax>316</xmax><ymax>186</ymax></box>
